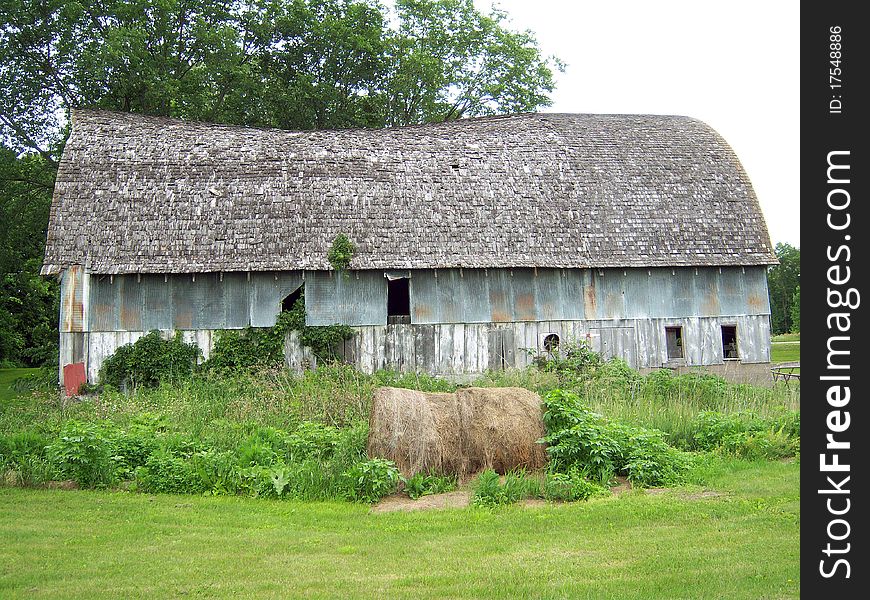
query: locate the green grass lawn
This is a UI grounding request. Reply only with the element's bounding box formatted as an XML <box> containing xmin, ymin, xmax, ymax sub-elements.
<box><xmin>770</xmin><ymin>343</ymin><xmax>800</xmax><ymax>365</ymax></box>
<box><xmin>0</xmin><ymin>459</ymin><xmax>799</xmax><ymax>600</ymax></box>
<box><xmin>0</xmin><ymin>368</ymin><xmax>39</xmax><ymax>402</ymax></box>
<box><xmin>771</xmin><ymin>333</ymin><xmax>800</xmax><ymax>343</ymax></box>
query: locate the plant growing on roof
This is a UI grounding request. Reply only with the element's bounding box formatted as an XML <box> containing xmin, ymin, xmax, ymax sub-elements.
<box><xmin>327</xmin><ymin>234</ymin><xmax>356</xmax><ymax>272</ymax></box>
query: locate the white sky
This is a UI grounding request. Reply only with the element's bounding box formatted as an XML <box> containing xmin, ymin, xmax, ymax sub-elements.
<box><xmin>476</xmin><ymin>0</ymin><xmax>800</xmax><ymax>248</ymax></box>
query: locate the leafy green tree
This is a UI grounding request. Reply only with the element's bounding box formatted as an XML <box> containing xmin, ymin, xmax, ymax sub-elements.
<box><xmin>1</xmin><ymin>0</ymin><xmax>561</xmax><ymax>156</ymax></box>
<box><xmin>0</xmin><ymin>147</ymin><xmax>57</xmax><ymax>366</ymax></box>
<box><xmin>790</xmin><ymin>285</ymin><xmax>800</xmax><ymax>333</ymax></box>
<box><xmin>767</xmin><ymin>243</ymin><xmax>800</xmax><ymax>334</ymax></box>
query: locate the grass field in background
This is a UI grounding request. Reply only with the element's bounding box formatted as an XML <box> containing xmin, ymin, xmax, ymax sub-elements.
<box><xmin>771</xmin><ymin>333</ymin><xmax>800</xmax><ymax>343</ymax></box>
<box><xmin>771</xmin><ymin>343</ymin><xmax>800</xmax><ymax>364</ymax></box>
<box><xmin>0</xmin><ymin>369</ymin><xmax>38</xmax><ymax>403</ymax></box>
<box><xmin>0</xmin><ymin>458</ymin><xmax>799</xmax><ymax>600</ymax></box>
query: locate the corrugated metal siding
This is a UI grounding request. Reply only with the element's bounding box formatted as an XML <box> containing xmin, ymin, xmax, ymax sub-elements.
<box><xmin>411</xmin><ymin>268</ymin><xmax>585</xmax><ymax>324</ymax></box>
<box><xmin>250</xmin><ymin>272</ymin><xmax>303</xmax><ymax>327</ymax></box>
<box><xmin>85</xmin><ymin>266</ymin><xmax>770</xmax><ymax>332</ymax></box>
<box><xmin>305</xmin><ymin>270</ymin><xmax>386</xmax><ymax>326</ymax></box>
<box><xmin>88</xmin><ymin>272</ymin><xmax>306</xmax><ymax>331</ymax></box>
<box><xmin>60</xmin><ymin>266</ymin><xmax>86</xmax><ymax>332</ymax></box>
<box><xmin>594</xmin><ymin>266</ymin><xmax>770</xmax><ymax>319</ymax></box>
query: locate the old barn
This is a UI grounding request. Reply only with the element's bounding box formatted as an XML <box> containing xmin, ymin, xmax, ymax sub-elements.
<box><xmin>42</xmin><ymin>110</ymin><xmax>777</xmax><ymax>384</ymax></box>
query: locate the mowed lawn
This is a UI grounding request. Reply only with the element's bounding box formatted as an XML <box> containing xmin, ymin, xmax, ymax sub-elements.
<box><xmin>771</xmin><ymin>333</ymin><xmax>800</xmax><ymax>365</ymax></box>
<box><xmin>1</xmin><ymin>460</ymin><xmax>799</xmax><ymax>600</ymax></box>
<box><xmin>0</xmin><ymin>369</ymin><xmax>38</xmax><ymax>402</ymax></box>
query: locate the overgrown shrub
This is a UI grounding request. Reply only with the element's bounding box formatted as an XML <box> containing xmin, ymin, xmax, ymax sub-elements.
<box><xmin>327</xmin><ymin>234</ymin><xmax>356</xmax><ymax>272</ymax></box>
<box><xmin>471</xmin><ymin>469</ymin><xmax>541</xmax><ymax>507</ymax></box>
<box><xmin>99</xmin><ymin>331</ymin><xmax>201</xmax><ymax>390</ymax></box>
<box><xmin>1</xmin><ymin>431</ymin><xmax>55</xmax><ymax>486</ymax></box>
<box><xmin>45</xmin><ymin>420</ymin><xmax>117</xmax><ymax>487</ymax></box>
<box><xmin>206</xmin><ymin>293</ymin><xmax>354</xmax><ymax>369</ymax></box>
<box><xmin>135</xmin><ymin>449</ymin><xmax>205</xmax><ymax>494</ymax></box>
<box><xmin>542</xmin><ymin>470</ymin><xmax>606</xmax><ymax>502</ymax></box>
<box><xmin>342</xmin><ymin>458</ymin><xmax>401</xmax><ymax>503</ymax></box>
<box><xmin>404</xmin><ymin>472</ymin><xmax>458</xmax><ymax>500</ymax></box>
<box><xmin>690</xmin><ymin>411</ymin><xmax>800</xmax><ymax>460</ymax></box>
<box><xmin>542</xmin><ymin>389</ymin><xmax>693</xmax><ymax>487</ymax></box>
<box><xmin>532</xmin><ymin>339</ymin><xmax>603</xmax><ymax>383</ymax></box>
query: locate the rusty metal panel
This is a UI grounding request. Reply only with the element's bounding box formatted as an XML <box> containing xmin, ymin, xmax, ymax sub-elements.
<box><xmin>250</xmin><ymin>272</ymin><xmax>303</xmax><ymax>327</ymax></box>
<box><xmin>718</xmin><ymin>267</ymin><xmax>748</xmax><ymax>316</ymax></box>
<box><xmin>742</xmin><ymin>267</ymin><xmax>771</xmax><ymax>315</ymax></box>
<box><xmin>457</xmin><ymin>269</ymin><xmax>490</xmax><ymax>323</ymax></box>
<box><xmin>435</xmin><ymin>270</ymin><xmax>461</xmax><ymax>324</ymax></box>
<box><xmin>694</xmin><ymin>268</ymin><xmax>721</xmax><ymax>317</ymax></box>
<box><xmin>306</xmin><ymin>270</ymin><xmax>385</xmax><ymax>326</ymax></box>
<box><xmin>488</xmin><ymin>270</ymin><xmax>512</xmax><ymax>323</ymax></box>
<box><xmin>140</xmin><ymin>274</ymin><xmax>172</xmax><ymax>330</ymax></box>
<box><xmin>534</xmin><ymin>269</ymin><xmax>584</xmax><ymax>321</ymax></box>
<box><xmin>511</xmin><ymin>269</ymin><xmax>537</xmax><ymax>321</ymax></box>
<box><xmin>118</xmin><ymin>275</ymin><xmax>142</xmax><ymax>330</ymax></box>
<box><xmin>223</xmin><ymin>272</ymin><xmax>250</xmax><ymax>328</ymax></box>
<box><xmin>60</xmin><ymin>266</ymin><xmax>85</xmax><ymax>333</ymax></box>
<box><xmin>171</xmin><ymin>274</ymin><xmax>202</xmax><ymax>330</ymax></box>
<box><xmin>406</xmin><ymin>268</ymin><xmax>585</xmax><ymax>324</ymax></box>
<box><xmin>89</xmin><ymin>275</ymin><xmax>117</xmax><ymax>331</ymax></box>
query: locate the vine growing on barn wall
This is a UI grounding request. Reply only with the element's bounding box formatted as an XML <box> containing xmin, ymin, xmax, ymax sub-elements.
<box><xmin>327</xmin><ymin>234</ymin><xmax>356</xmax><ymax>273</ymax></box>
<box><xmin>207</xmin><ymin>290</ymin><xmax>353</xmax><ymax>369</ymax></box>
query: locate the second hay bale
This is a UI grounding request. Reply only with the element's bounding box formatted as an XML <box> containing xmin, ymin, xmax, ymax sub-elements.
<box><xmin>456</xmin><ymin>387</ymin><xmax>547</xmax><ymax>475</ymax></box>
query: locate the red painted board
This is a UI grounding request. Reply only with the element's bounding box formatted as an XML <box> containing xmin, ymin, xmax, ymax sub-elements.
<box><xmin>63</xmin><ymin>362</ymin><xmax>87</xmax><ymax>397</ymax></box>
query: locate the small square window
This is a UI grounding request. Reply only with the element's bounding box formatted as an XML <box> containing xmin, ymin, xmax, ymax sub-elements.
<box><xmin>665</xmin><ymin>326</ymin><xmax>683</xmax><ymax>359</ymax></box>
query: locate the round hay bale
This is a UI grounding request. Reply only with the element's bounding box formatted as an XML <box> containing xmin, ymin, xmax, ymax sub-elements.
<box><xmin>367</xmin><ymin>387</ymin><xmax>462</xmax><ymax>477</ymax></box>
<box><xmin>456</xmin><ymin>387</ymin><xmax>547</xmax><ymax>475</ymax></box>
<box><xmin>367</xmin><ymin>386</ymin><xmax>546</xmax><ymax>478</ymax></box>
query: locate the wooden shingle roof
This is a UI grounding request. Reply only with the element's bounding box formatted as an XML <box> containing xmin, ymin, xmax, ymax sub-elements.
<box><xmin>41</xmin><ymin>109</ymin><xmax>777</xmax><ymax>275</ymax></box>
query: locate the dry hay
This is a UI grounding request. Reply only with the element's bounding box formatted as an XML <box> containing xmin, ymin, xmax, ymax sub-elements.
<box><xmin>367</xmin><ymin>386</ymin><xmax>547</xmax><ymax>478</ymax></box>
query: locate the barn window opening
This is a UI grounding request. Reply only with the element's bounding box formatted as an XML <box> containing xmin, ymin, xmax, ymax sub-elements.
<box><xmin>543</xmin><ymin>333</ymin><xmax>560</xmax><ymax>353</ymax></box>
<box><xmin>665</xmin><ymin>326</ymin><xmax>684</xmax><ymax>359</ymax></box>
<box><xmin>281</xmin><ymin>286</ymin><xmax>303</xmax><ymax>313</ymax></box>
<box><xmin>721</xmin><ymin>325</ymin><xmax>738</xmax><ymax>359</ymax></box>
<box><xmin>387</xmin><ymin>278</ymin><xmax>411</xmax><ymax>324</ymax></box>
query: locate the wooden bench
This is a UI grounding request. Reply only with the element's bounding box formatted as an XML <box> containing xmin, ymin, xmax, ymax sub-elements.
<box><xmin>771</xmin><ymin>362</ymin><xmax>800</xmax><ymax>385</ymax></box>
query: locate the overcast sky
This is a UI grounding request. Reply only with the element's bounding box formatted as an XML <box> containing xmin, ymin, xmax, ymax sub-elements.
<box><xmin>474</xmin><ymin>0</ymin><xmax>800</xmax><ymax>248</ymax></box>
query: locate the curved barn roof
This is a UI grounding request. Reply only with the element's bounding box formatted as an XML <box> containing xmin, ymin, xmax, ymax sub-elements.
<box><xmin>41</xmin><ymin>109</ymin><xmax>776</xmax><ymax>275</ymax></box>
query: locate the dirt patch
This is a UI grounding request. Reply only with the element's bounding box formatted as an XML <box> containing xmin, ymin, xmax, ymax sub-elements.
<box><xmin>45</xmin><ymin>480</ymin><xmax>78</xmax><ymax>490</ymax></box>
<box><xmin>645</xmin><ymin>488</ymin><xmax>725</xmax><ymax>500</ymax></box>
<box><xmin>371</xmin><ymin>490</ymin><xmax>471</xmax><ymax>513</ymax></box>
<box><xmin>609</xmin><ymin>475</ymin><xmax>632</xmax><ymax>495</ymax></box>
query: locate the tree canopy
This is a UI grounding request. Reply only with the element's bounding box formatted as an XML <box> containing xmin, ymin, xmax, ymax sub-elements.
<box><xmin>767</xmin><ymin>243</ymin><xmax>800</xmax><ymax>335</ymax></box>
<box><xmin>0</xmin><ymin>0</ymin><xmax>562</xmax><ymax>366</ymax></box>
<box><xmin>1</xmin><ymin>0</ymin><xmax>562</xmax><ymax>158</ymax></box>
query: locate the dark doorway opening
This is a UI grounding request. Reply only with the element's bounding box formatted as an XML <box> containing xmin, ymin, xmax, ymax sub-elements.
<box><xmin>721</xmin><ymin>325</ymin><xmax>738</xmax><ymax>359</ymax></box>
<box><xmin>387</xmin><ymin>278</ymin><xmax>410</xmax><ymax>324</ymax></box>
<box><xmin>665</xmin><ymin>326</ymin><xmax>684</xmax><ymax>359</ymax></box>
<box><xmin>282</xmin><ymin>285</ymin><xmax>303</xmax><ymax>313</ymax></box>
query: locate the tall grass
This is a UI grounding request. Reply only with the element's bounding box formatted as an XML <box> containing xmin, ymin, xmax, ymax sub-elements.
<box><xmin>476</xmin><ymin>360</ymin><xmax>799</xmax><ymax>447</ymax></box>
<box><xmin>2</xmin><ymin>360</ymin><xmax>798</xmax><ymax>450</ymax></box>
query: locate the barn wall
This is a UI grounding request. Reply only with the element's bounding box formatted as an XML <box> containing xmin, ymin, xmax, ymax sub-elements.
<box><xmin>88</xmin><ymin>272</ymin><xmax>304</xmax><ymax>331</ymax></box>
<box><xmin>84</xmin><ymin>266</ymin><xmax>769</xmax><ymax>330</ymax></box>
<box><xmin>66</xmin><ymin>314</ymin><xmax>771</xmax><ymax>385</ymax></box>
<box><xmin>66</xmin><ymin>265</ymin><xmax>772</xmax><ymax>384</ymax></box>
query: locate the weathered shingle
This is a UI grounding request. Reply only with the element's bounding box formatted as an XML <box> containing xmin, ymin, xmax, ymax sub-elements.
<box><xmin>41</xmin><ymin>110</ymin><xmax>777</xmax><ymax>275</ymax></box>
